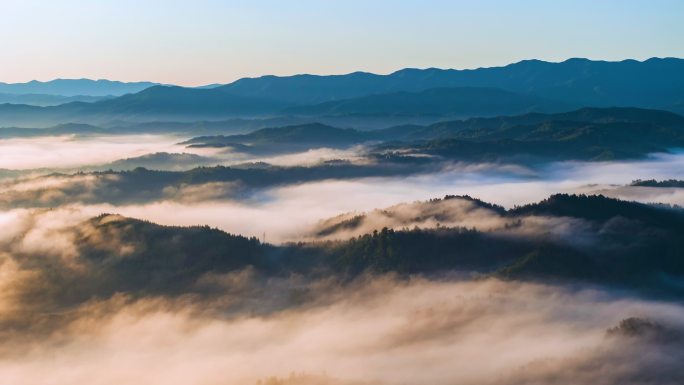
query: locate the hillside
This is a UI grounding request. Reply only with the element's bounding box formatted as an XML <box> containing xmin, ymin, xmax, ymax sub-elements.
<box><xmin>183</xmin><ymin>107</ymin><xmax>684</xmax><ymax>160</ymax></box>
<box><xmin>309</xmin><ymin>194</ymin><xmax>684</xmax><ymax>295</ymax></box>
<box><xmin>182</xmin><ymin>123</ymin><xmax>369</xmax><ymax>153</ymax></box>
<box><xmin>219</xmin><ymin>58</ymin><xmax>684</xmax><ymax>110</ymax></box>
<box><xmin>0</xmin><ymin>85</ymin><xmax>289</xmax><ymax>126</ymax></box>
<box><xmin>379</xmin><ymin>107</ymin><xmax>684</xmax><ymax>161</ymax></box>
<box><xmin>283</xmin><ymin>87</ymin><xmax>569</xmax><ymax>117</ymax></box>
<box><xmin>12</xmin><ymin>194</ymin><xmax>684</xmax><ymax>309</ymax></box>
<box><xmin>407</xmin><ymin>107</ymin><xmax>684</xmax><ymax>140</ymax></box>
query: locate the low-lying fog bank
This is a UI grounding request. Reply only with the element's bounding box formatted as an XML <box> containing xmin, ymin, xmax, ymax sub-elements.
<box><xmin>0</xmin><ymin>135</ymin><xmax>191</xmax><ymax>170</ymax></box>
<box><xmin>0</xmin><ymin>193</ymin><xmax>682</xmax><ymax>384</ymax></box>
<box><xmin>0</xmin><ymin>134</ymin><xmax>373</xmax><ymax>179</ymax></box>
<box><xmin>0</xmin><ymin>276</ymin><xmax>682</xmax><ymax>385</ymax></box>
<box><xmin>2</xmin><ymin>151</ymin><xmax>684</xmax><ymax>242</ymax></box>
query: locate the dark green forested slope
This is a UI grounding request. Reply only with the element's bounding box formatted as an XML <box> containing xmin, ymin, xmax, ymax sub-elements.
<box><xmin>11</xmin><ymin>195</ymin><xmax>684</xmax><ymax>311</ymax></box>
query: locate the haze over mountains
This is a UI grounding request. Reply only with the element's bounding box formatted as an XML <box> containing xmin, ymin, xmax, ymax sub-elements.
<box><xmin>3</xmin><ymin>56</ymin><xmax>684</xmax><ymax>385</ymax></box>
<box><xmin>282</xmin><ymin>87</ymin><xmax>569</xmax><ymax>117</ymax></box>
<box><xmin>1</xmin><ymin>58</ymin><xmax>684</xmax><ymax>127</ymax></box>
<box><xmin>179</xmin><ymin>106</ymin><xmax>684</xmax><ymax>161</ymax></box>
<box><xmin>0</xmin><ymin>93</ymin><xmax>109</xmax><ymax>107</ymax></box>
<box><xmin>0</xmin><ymin>79</ymin><xmax>159</xmax><ymax>96</ymax></box>
<box><xmin>4</xmin><ymin>0</ymin><xmax>684</xmax><ymax>381</ymax></box>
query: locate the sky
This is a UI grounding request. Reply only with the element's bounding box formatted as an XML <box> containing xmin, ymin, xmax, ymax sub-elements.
<box><xmin>1</xmin><ymin>0</ymin><xmax>683</xmax><ymax>86</ymax></box>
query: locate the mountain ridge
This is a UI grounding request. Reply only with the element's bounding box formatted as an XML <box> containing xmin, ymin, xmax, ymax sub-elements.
<box><xmin>1</xmin><ymin>58</ymin><xmax>683</xmax><ymax>126</ymax></box>
<box><xmin>283</xmin><ymin>87</ymin><xmax>570</xmax><ymax>117</ymax></box>
<box><xmin>0</xmin><ymin>78</ymin><xmax>160</xmax><ymax>97</ymax></box>
<box><xmin>217</xmin><ymin>57</ymin><xmax>684</xmax><ymax>109</ymax></box>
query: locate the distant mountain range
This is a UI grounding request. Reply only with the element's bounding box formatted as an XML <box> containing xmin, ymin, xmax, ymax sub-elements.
<box><xmin>0</xmin><ymin>85</ymin><xmax>287</xmax><ymax>126</ymax></box>
<box><xmin>0</xmin><ymin>58</ymin><xmax>683</xmax><ymax>126</ymax></box>
<box><xmin>217</xmin><ymin>57</ymin><xmax>684</xmax><ymax>109</ymax></box>
<box><xmin>0</xmin><ymin>86</ymin><xmax>565</xmax><ymax>127</ymax></box>
<box><xmin>405</xmin><ymin>106</ymin><xmax>684</xmax><ymax>140</ymax></box>
<box><xmin>282</xmin><ymin>87</ymin><xmax>569</xmax><ymax>117</ymax></box>
<box><xmin>2</xmin><ymin>105</ymin><xmax>681</xmax><ymax>164</ymax></box>
<box><xmin>0</xmin><ymin>93</ymin><xmax>110</xmax><ymax>106</ymax></box>
<box><xmin>0</xmin><ymin>79</ymin><xmax>159</xmax><ymax>97</ymax></box>
<box><xmin>381</xmin><ymin>107</ymin><xmax>684</xmax><ymax>161</ymax></box>
<box><xmin>0</xmin><ymin>117</ymin><xmax>325</xmax><ymax>138</ymax></box>
<box><xmin>184</xmin><ymin>107</ymin><xmax>684</xmax><ymax>161</ymax></box>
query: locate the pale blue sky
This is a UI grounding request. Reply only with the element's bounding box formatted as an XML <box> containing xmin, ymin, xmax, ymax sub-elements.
<box><xmin>1</xmin><ymin>0</ymin><xmax>682</xmax><ymax>85</ymax></box>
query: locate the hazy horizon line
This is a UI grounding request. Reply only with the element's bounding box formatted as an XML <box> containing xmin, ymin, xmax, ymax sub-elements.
<box><xmin>2</xmin><ymin>55</ymin><xmax>680</xmax><ymax>88</ymax></box>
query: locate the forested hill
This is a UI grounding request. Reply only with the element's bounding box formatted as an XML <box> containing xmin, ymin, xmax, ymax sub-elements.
<box><xmin>15</xmin><ymin>194</ymin><xmax>684</xmax><ymax>314</ymax></box>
